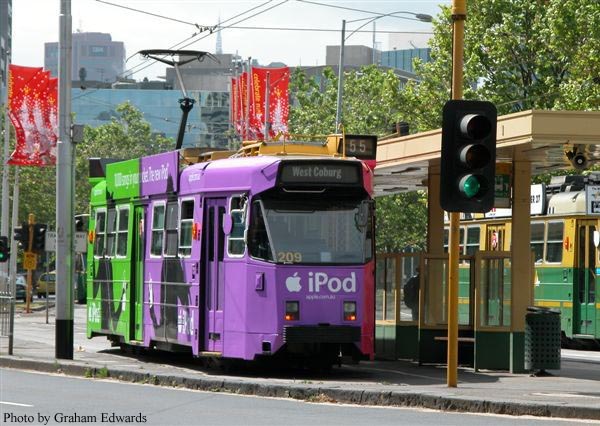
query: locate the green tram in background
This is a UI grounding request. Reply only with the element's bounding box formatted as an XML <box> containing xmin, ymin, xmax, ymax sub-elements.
<box><xmin>449</xmin><ymin>175</ymin><xmax>600</xmax><ymax>348</ymax></box>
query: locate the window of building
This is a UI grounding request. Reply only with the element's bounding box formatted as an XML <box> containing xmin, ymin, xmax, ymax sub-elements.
<box><xmin>151</xmin><ymin>203</ymin><xmax>165</xmax><ymax>257</ymax></box>
<box><xmin>179</xmin><ymin>199</ymin><xmax>194</xmax><ymax>257</ymax></box>
<box><xmin>116</xmin><ymin>206</ymin><xmax>129</xmax><ymax>258</ymax></box>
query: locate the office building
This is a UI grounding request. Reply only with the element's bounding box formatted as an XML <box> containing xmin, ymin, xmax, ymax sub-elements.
<box><xmin>45</xmin><ymin>32</ymin><xmax>125</xmax><ymax>82</ymax></box>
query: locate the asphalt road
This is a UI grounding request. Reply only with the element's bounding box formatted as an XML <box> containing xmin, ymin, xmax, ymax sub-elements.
<box><xmin>0</xmin><ymin>369</ymin><xmax>593</xmax><ymax>426</ymax></box>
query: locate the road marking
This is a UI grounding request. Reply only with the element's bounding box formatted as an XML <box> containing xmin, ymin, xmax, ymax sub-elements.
<box><xmin>0</xmin><ymin>401</ymin><xmax>34</xmax><ymax>407</ymax></box>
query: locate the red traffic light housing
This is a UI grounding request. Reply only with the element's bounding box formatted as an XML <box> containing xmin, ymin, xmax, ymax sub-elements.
<box><xmin>440</xmin><ymin>100</ymin><xmax>497</xmax><ymax>213</ymax></box>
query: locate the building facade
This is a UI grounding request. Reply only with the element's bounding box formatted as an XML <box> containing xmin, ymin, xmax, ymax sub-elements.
<box><xmin>380</xmin><ymin>48</ymin><xmax>431</xmax><ymax>74</ymax></box>
<box><xmin>0</xmin><ymin>0</ymin><xmax>12</xmax><ymax>102</ymax></box>
<box><xmin>45</xmin><ymin>32</ymin><xmax>125</xmax><ymax>82</ymax></box>
<box><xmin>72</xmin><ymin>88</ymin><xmax>230</xmax><ymax>149</ymax></box>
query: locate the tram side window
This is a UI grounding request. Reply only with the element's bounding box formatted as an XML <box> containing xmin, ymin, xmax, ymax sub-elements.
<box><xmin>116</xmin><ymin>206</ymin><xmax>129</xmax><ymax>257</ymax></box>
<box><xmin>546</xmin><ymin>222</ymin><xmax>563</xmax><ymax>263</ymax></box>
<box><xmin>530</xmin><ymin>222</ymin><xmax>545</xmax><ymax>263</ymax></box>
<box><xmin>151</xmin><ymin>203</ymin><xmax>165</xmax><ymax>256</ymax></box>
<box><xmin>94</xmin><ymin>210</ymin><xmax>106</xmax><ymax>257</ymax></box>
<box><xmin>179</xmin><ymin>199</ymin><xmax>194</xmax><ymax>257</ymax></box>
<box><xmin>228</xmin><ymin>196</ymin><xmax>246</xmax><ymax>256</ymax></box>
<box><xmin>248</xmin><ymin>200</ymin><xmax>273</xmax><ymax>261</ymax></box>
<box><xmin>164</xmin><ymin>201</ymin><xmax>179</xmax><ymax>257</ymax></box>
<box><xmin>105</xmin><ymin>209</ymin><xmax>117</xmax><ymax>257</ymax></box>
<box><xmin>465</xmin><ymin>226</ymin><xmax>480</xmax><ymax>256</ymax></box>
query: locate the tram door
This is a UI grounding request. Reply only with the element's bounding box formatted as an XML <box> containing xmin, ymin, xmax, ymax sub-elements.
<box><xmin>486</xmin><ymin>225</ymin><xmax>506</xmax><ymax>251</ymax></box>
<box><xmin>575</xmin><ymin>221</ymin><xmax>597</xmax><ymax>336</ymax></box>
<box><xmin>203</xmin><ymin>198</ymin><xmax>226</xmax><ymax>352</ymax></box>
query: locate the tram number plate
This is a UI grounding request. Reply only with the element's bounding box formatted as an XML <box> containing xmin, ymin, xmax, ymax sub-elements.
<box><xmin>23</xmin><ymin>252</ymin><xmax>37</xmax><ymax>270</ymax></box>
<box><xmin>277</xmin><ymin>252</ymin><xmax>302</xmax><ymax>263</ymax></box>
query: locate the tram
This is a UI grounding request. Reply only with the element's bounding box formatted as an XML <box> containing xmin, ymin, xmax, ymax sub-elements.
<box><xmin>451</xmin><ymin>174</ymin><xmax>600</xmax><ymax>346</ymax></box>
<box><xmin>86</xmin><ymin>134</ymin><xmax>377</xmax><ymax>366</ymax></box>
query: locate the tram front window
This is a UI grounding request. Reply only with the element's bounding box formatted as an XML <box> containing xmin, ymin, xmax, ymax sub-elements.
<box><xmin>248</xmin><ymin>197</ymin><xmax>372</xmax><ymax>264</ymax></box>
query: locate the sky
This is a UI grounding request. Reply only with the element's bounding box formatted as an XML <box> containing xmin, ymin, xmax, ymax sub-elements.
<box><xmin>11</xmin><ymin>0</ymin><xmax>449</xmax><ymax>82</ymax></box>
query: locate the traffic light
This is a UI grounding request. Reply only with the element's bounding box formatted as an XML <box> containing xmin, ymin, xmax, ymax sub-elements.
<box><xmin>0</xmin><ymin>236</ymin><xmax>9</xmax><ymax>262</ymax></box>
<box><xmin>32</xmin><ymin>223</ymin><xmax>47</xmax><ymax>252</ymax></box>
<box><xmin>13</xmin><ymin>222</ymin><xmax>30</xmax><ymax>249</ymax></box>
<box><xmin>440</xmin><ymin>100</ymin><xmax>497</xmax><ymax>213</ymax></box>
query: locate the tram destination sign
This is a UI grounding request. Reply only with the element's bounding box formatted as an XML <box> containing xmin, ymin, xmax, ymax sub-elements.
<box><xmin>279</xmin><ymin>162</ymin><xmax>360</xmax><ymax>185</ymax></box>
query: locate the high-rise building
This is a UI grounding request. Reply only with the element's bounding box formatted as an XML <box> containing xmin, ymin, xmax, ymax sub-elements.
<box><xmin>45</xmin><ymin>32</ymin><xmax>125</xmax><ymax>82</ymax></box>
<box><xmin>0</xmin><ymin>0</ymin><xmax>12</xmax><ymax>102</ymax></box>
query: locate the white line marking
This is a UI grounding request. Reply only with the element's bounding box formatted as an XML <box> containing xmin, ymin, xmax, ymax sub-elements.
<box><xmin>0</xmin><ymin>401</ymin><xmax>34</xmax><ymax>407</ymax></box>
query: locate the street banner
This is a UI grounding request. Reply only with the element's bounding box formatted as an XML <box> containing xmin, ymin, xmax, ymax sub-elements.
<box><xmin>249</xmin><ymin>66</ymin><xmax>289</xmax><ymax>140</ymax></box>
<box><xmin>230</xmin><ymin>77</ymin><xmax>238</xmax><ymax>133</ymax></box>
<box><xmin>7</xmin><ymin>64</ymin><xmax>58</xmax><ymax>166</ymax></box>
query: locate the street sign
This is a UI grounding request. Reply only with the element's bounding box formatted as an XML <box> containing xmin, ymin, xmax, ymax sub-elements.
<box><xmin>43</xmin><ymin>230</ymin><xmax>87</xmax><ymax>252</ymax></box>
<box><xmin>23</xmin><ymin>252</ymin><xmax>37</xmax><ymax>270</ymax></box>
<box><xmin>75</xmin><ymin>231</ymin><xmax>87</xmax><ymax>253</ymax></box>
<box><xmin>45</xmin><ymin>231</ymin><xmax>57</xmax><ymax>252</ymax></box>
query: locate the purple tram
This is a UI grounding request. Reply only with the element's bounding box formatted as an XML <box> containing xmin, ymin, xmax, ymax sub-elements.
<box><xmin>87</xmin><ymin>137</ymin><xmax>376</xmax><ymax>366</ymax></box>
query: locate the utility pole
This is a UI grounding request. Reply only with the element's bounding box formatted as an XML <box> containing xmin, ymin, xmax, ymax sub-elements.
<box><xmin>447</xmin><ymin>0</ymin><xmax>467</xmax><ymax>388</ymax></box>
<box><xmin>335</xmin><ymin>20</ymin><xmax>346</xmax><ymax>131</ymax></box>
<box><xmin>56</xmin><ymin>0</ymin><xmax>74</xmax><ymax>360</ymax></box>
<box><xmin>1</xmin><ymin>49</ymin><xmax>11</xmax><ymax>289</ymax></box>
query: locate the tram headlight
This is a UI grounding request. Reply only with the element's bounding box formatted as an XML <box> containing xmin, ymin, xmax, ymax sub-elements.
<box><xmin>285</xmin><ymin>301</ymin><xmax>299</xmax><ymax>321</ymax></box>
<box><xmin>343</xmin><ymin>301</ymin><xmax>357</xmax><ymax>321</ymax></box>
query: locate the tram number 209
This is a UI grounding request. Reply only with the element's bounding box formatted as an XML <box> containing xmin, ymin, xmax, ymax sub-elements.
<box><xmin>277</xmin><ymin>252</ymin><xmax>302</xmax><ymax>263</ymax></box>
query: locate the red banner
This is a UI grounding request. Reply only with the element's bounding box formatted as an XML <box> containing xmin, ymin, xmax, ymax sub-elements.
<box><xmin>249</xmin><ymin>67</ymin><xmax>289</xmax><ymax>140</ymax></box>
<box><xmin>7</xmin><ymin>64</ymin><xmax>58</xmax><ymax>166</ymax></box>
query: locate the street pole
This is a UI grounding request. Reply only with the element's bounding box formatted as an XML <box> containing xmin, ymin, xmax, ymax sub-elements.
<box><xmin>264</xmin><ymin>71</ymin><xmax>270</xmax><ymax>141</ymax></box>
<box><xmin>1</xmin><ymin>50</ymin><xmax>11</xmax><ymax>289</ymax></box>
<box><xmin>447</xmin><ymin>0</ymin><xmax>466</xmax><ymax>388</ymax></box>
<box><xmin>7</xmin><ymin>168</ymin><xmax>18</xmax><ymax>355</ymax></box>
<box><xmin>56</xmin><ymin>0</ymin><xmax>74</xmax><ymax>360</ymax></box>
<box><xmin>245</xmin><ymin>57</ymin><xmax>251</xmax><ymax>140</ymax></box>
<box><xmin>335</xmin><ymin>20</ymin><xmax>346</xmax><ymax>131</ymax></box>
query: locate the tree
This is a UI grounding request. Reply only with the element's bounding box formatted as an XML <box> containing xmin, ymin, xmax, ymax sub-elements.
<box><xmin>14</xmin><ymin>102</ymin><xmax>173</xmax><ymax>227</ymax></box>
<box><xmin>398</xmin><ymin>0</ymin><xmax>600</xmax><ymax>134</ymax></box>
<box><xmin>289</xmin><ymin>66</ymin><xmax>428</xmax><ymax>252</ymax></box>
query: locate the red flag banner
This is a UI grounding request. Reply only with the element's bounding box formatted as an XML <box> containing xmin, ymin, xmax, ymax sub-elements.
<box><xmin>230</xmin><ymin>77</ymin><xmax>237</xmax><ymax>132</ymax></box>
<box><xmin>249</xmin><ymin>67</ymin><xmax>289</xmax><ymax>140</ymax></box>
<box><xmin>7</xmin><ymin>64</ymin><xmax>58</xmax><ymax>166</ymax></box>
<box><xmin>238</xmin><ymin>72</ymin><xmax>249</xmax><ymax>139</ymax></box>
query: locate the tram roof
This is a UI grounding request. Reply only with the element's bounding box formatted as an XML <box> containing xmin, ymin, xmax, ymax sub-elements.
<box><xmin>374</xmin><ymin>109</ymin><xmax>600</xmax><ymax>197</ymax></box>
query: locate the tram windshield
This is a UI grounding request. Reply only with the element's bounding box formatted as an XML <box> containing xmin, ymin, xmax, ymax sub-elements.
<box><xmin>248</xmin><ymin>196</ymin><xmax>373</xmax><ymax>264</ymax></box>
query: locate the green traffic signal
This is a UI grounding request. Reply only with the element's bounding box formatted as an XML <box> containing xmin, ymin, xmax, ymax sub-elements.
<box><xmin>460</xmin><ymin>175</ymin><xmax>482</xmax><ymax>199</ymax></box>
<box><xmin>0</xmin><ymin>236</ymin><xmax>9</xmax><ymax>263</ymax></box>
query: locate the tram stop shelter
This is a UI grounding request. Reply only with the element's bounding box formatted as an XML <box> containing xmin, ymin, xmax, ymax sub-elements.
<box><xmin>373</xmin><ymin>109</ymin><xmax>600</xmax><ymax>373</ymax></box>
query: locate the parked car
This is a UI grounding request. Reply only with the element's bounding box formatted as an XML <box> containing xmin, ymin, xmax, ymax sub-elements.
<box><xmin>37</xmin><ymin>271</ymin><xmax>56</xmax><ymax>298</ymax></box>
<box><xmin>15</xmin><ymin>274</ymin><xmax>26</xmax><ymax>301</ymax></box>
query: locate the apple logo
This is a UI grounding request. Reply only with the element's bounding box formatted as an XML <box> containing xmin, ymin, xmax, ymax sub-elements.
<box><xmin>285</xmin><ymin>272</ymin><xmax>301</xmax><ymax>292</ymax></box>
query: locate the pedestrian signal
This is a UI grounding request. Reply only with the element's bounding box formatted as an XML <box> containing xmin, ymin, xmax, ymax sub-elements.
<box><xmin>13</xmin><ymin>222</ymin><xmax>30</xmax><ymax>249</ymax></box>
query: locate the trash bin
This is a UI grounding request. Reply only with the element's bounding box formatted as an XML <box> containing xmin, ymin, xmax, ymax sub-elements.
<box><xmin>524</xmin><ymin>306</ymin><xmax>561</xmax><ymax>373</ymax></box>
<box><xmin>75</xmin><ymin>272</ymin><xmax>86</xmax><ymax>304</ymax></box>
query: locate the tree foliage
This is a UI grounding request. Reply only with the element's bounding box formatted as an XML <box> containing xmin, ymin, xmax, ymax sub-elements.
<box><xmin>398</xmin><ymin>0</ymin><xmax>600</xmax><ymax>134</ymax></box>
<box><xmin>289</xmin><ymin>66</ymin><xmax>428</xmax><ymax>252</ymax></box>
<box><xmin>12</xmin><ymin>102</ymin><xmax>173</xmax><ymax>227</ymax></box>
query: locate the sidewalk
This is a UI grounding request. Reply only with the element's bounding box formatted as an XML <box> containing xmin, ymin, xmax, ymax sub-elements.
<box><xmin>1</xmin><ymin>304</ymin><xmax>599</xmax><ymax>421</ymax></box>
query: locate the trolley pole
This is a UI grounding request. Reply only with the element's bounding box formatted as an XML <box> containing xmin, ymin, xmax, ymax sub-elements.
<box><xmin>447</xmin><ymin>0</ymin><xmax>466</xmax><ymax>388</ymax></box>
<box><xmin>56</xmin><ymin>0</ymin><xmax>74</xmax><ymax>360</ymax></box>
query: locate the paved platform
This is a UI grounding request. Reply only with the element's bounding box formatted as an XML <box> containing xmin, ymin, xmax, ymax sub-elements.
<box><xmin>1</xmin><ymin>303</ymin><xmax>599</xmax><ymax>420</ymax></box>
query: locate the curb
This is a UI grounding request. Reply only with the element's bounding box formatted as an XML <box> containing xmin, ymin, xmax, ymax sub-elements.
<box><xmin>1</xmin><ymin>356</ymin><xmax>598</xmax><ymax>421</ymax></box>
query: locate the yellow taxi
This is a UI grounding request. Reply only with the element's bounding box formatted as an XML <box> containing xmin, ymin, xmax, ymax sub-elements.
<box><xmin>36</xmin><ymin>271</ymin><xmax>56</xmax><ymax>298</ymax></box>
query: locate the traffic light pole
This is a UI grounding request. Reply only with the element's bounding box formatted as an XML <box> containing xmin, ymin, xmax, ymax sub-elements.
<box><xmin>447</xmin><ymin>0</ymin><xmax>466</xmax><ymax>388</ymax></box>
<box><xmin>25</xmin><ymin>213</ymin><xmax>35</xmax><ymax>314</ymax></box>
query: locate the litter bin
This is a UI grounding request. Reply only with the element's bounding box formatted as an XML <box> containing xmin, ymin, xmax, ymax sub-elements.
<box><xmin>524</xmin><ymin>306</ymin><xmax>561</xmax><ymax>373</ymax></box>
<box><xmin>75</xmin><ymin>272</ymin><xmax>86</xmax><ymax>304</ymax></box>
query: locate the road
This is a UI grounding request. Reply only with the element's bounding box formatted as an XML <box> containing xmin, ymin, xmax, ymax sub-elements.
<box><xmin>0</xmin><ymin>370</ymin><xmax>593</xmax><ymax>426</ymax></box>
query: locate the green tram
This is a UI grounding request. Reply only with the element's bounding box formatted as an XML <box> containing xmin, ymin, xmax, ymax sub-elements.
<box><xmin>450</xmin><ymin>175</ymin><xmax>599</xmax><ymax>346</ymax></box>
